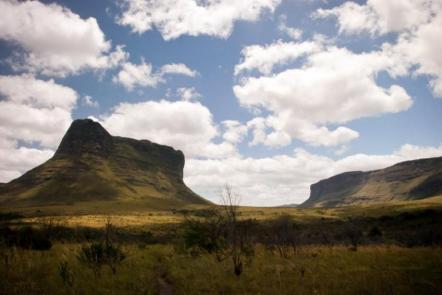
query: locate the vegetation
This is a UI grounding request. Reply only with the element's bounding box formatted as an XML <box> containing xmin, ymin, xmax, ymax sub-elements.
<box><xmin>0</xmin><ymin>243</ymin><xmax>441</xmax><ymax>294</ymax></box>
<box><xmin>1</xmin><ymin>195</ymin><xmax>442</xmax><ymax>294</ymax></box>
<box><xmin>77</xmin><ymin>219</ymin><xmax>126</xmax><ymax>276</ymax></box>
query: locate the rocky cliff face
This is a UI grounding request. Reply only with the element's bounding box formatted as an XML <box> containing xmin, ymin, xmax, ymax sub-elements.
<box><xmin>56</xmin><ymin>119</ymin><xmax>114</xmax><ymax>156</ymax></box>
<box><xmin>301</xmin><ymin>157</ymin><xmax>442</xmax><ymax>208</ymax></box>
<box><xmin>0</xmin><ymin>119</ymin><xmax>208</xmax><ymax>208</ymax></box>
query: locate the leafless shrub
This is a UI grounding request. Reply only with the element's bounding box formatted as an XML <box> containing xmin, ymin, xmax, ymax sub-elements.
<box><xmin>267</xmin><ymin>215</ymin><xmax>298</xmax><ymax>258</ymax></box>
<box><xmin>220</xmin><ymin>184</ymin><xmax>255</xmax><ymax>276</ymax></box>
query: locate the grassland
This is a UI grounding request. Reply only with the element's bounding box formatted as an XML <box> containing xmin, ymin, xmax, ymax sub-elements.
<box><xmin>1</xmin><ymin>196</ymin><xmax>442</xmax><ymax>294</ymax></box>
<box><xmin>1</xmin><ymin>244</ymin><xmax>441</xmax><ymax>295</ymax></box>
<box><xmin>4</xmin><ymin>195</ymin><xmax>441</xmax><ymax>228</ymax></box>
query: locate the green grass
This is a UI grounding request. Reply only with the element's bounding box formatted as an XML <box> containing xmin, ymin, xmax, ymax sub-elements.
<box><xmin>1</xmin><ymin>244</ymin><xmax>441</xmax><ymax>295</ymax></box>
<box><xmin>1</xmin><ymin>199</ymin><xmax>441</xmax><ymax>294</ymax></box>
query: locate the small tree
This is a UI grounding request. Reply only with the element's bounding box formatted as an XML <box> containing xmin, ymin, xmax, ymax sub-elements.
<box><xmin>181</xmin><ymin>185</ymin><xmax>254</xmax><ymax>276</ymax></box>
<box><xmin>221</xmin><ymin>184</ymin><xmax>254</xmax><ymax>276</ymax></box>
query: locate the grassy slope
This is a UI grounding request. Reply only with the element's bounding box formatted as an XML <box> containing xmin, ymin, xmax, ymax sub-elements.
<box><xmin>303</xmin><ymin>157</ymin><xmax>442</xmax><ymax>208</ymax></box>
<box><xmin>0</xmin><ymin>139</ymin><xmax>207</xmax><ymax>210</ymax></box>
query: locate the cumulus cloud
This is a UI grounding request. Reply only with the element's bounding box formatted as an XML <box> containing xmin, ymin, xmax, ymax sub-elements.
<box><xmin>234</xmin><ymin>42</ymin><xmax>412</xmax><ymax>147</ymax></box>
<box><xmin>278</xmin><ymin>14</ymin><xmax>303</xmax><ymax>40</ymax></box>
<box><xmin>98</xmin><ymin>99</ymin><xmax>237</xmax><ymax>158</ymax></box>
<box><xmin>235</xmin><ymin>40</ymin><xmax>322</xmax><ymax>75</ymax></box>
<box><xmin>0</xmin><ymin>0</ymin><xmax>127</xmax><ymax>77</ymax></box>
<box><xmin>82</xmin><ymin>95</ymin><xmax>99</xmax><ymax>108</ymax></box>
<box><xmin>160</xmin><ymin>64</ymin><xmax>198</xmax><ymax>77</ymax></box>
<box><xmin>117</xmin><ymin>0</ymin><xmax>281</xmax><ymax>40</ymax></box>
<box><xmin>0</xmin><ymin>139</ymin><xmax>53</xmax><ymax>183</ymax></box>
<box><xmin>392</xmin><ymin>13</ymin><xmax>442</xmax><ymax>97</ymax></box>
<box><xmin>0</xmin><ymin>74</ymin><xmax>78</xmax><ymax>182</ymax></box>
<box><xmin>113</xmin><ymin>60</ymin><xmax>198</xmax><ymax>91</ymax></box>
<box><xmin>113</xmin><ymin>60</ymin><xmax>161</xmax><ymax>90</ymax></box>
<box><xmin>316</xmin><ymin>0</ymin><xmax>442</xmax><ymax>97</ymax></box>
<box><xmin>176</xmin><ymin>87</ymin><xmax>202</xmax><ymax>102</ymax></box>
<box><xmin>185</xmin><ymin>144</ymin><xmax>442</xmax><ymax>206</ymax></box>
<box><xmin>0</xmin><ymin>74</ymin><xmax>77</xmax><ymax>148</ymax></box>
<box><xmin>315</xmin><ymin>0</ymin><xmax>441</xmax><ymax>36</ymax></box>
<box><xmin>222</xmin><ymin>120</ymin><xmax>248</xmax><ymax>144</ymax></box>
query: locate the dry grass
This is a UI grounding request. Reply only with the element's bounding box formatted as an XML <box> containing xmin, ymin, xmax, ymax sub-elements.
<box><xmin>1</xmin><ymin>244</ymin><xmax>441</xmax><ymax>295</ymax></box>
<box><xmin>7</xmin><ymin>195</ymin><xmax>440</xmax><ymax>229</ymax></box>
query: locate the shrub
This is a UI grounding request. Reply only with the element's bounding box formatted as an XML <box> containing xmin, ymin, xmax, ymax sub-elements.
<box><xmin>16</xmin><ymin>226</ymin><xmax>52</xmax><ymax>250</ymax></box>
<box><xmin>0</xmin><ymin>212</ymin><xmax>24</xmax><ymax>222</ymax></box>
<box><xmin>77</xmin><ymin>220</ymin><xmax>126</xmax><ymax>276</ymax></box>
<box><xmin>344</xmin><ymin>220</ymin><xmax>363</xmax><ymax>251</ymax></box>
<box><xmin>182</xmin><ymin>209</ymin><xmax>228</xmax><ymax>261</ymax></box>
<box><xmin>368</xmin><ymin>226</ymin><xmax>382</xmax><ymax>241</ymax></box>
<box><xmin>266</xmin><ymin>215</ymin><xmax>298</xmax><ymax>258</ymax></box>
<box><xmin>78</xmin><ymin>242</ymin><xmax>107</xmax><ymax>276</ymax></box>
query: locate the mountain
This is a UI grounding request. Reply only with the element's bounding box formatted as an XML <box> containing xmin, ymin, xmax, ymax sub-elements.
<box><xmin>275</xmin><ymin>203</ymin><xmax>299</xmax><ymax>208</ymax></box>
<box><xmin>301</xmin><ymin>157</ymin><xmax>442</xmax><ymax>208</ymax></box>
<box><xmin>0</xmin><ymin>119</ymin><xmax>209</xmax><ymax>210</ymax></box>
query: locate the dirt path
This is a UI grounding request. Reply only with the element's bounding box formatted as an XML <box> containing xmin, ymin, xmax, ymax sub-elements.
<box><xmin>158</xmin><ymin>276</ymin><xmax>174</xmax><ymax>295</ymax></box>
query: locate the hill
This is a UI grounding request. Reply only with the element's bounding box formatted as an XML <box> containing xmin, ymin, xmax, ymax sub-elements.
<box><xmin>0</xmin><ymin>119</ymin><xmax>209</xmax><ymax>211</ymax></box>
<box><xmin>301</xmin><ymin>157</ymin><xmax>442</xmax><ymax>208</ymax></box>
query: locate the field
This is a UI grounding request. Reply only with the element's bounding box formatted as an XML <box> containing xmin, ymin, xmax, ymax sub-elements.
<box><xmin>1</xmin><ymin>196</ymin><xmax>442</xmax><ymax>294</ymax></box>
<box><xmin>1</xmin><ymin>244</ymin><xmax>441</xmax><ymax>295</ymax></box>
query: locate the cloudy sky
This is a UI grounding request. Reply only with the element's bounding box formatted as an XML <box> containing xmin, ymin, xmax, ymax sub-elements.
<box><xmin>0</xmin><ymin>0</ymin><xmax>441</xmax><ymax>206</ymax></box>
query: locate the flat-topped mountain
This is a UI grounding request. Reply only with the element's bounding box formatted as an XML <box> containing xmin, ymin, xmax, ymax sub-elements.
<box><xmin>301</xmin><ymin>157</ymin><xmax>442</xmax><ymax>208</ymax></box>
<box><xmin>0</xmin><ymin>119</ymin><xmax>208</xmax><ymax>209</ymax></box>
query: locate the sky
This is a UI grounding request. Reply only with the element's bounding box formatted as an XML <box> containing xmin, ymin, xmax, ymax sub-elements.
<box><xmin>0</xmin><ymin>0</ymin><xmax>441</xmax><ymax>206</ymax></box>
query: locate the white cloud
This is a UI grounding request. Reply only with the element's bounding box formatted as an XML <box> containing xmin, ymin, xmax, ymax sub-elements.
<box><xmin>113</xmin><ymin>60</ymin><xmax>198</xmax><ymax>91</ymax></box>
<box><xmin>98</xmin><ymin>99</ymin><xmax>237</xmax><ymax>158</ymax></box>
<box><xmin>117</xmin><ymin>0</ymin><xmax>281</xmax><ymax>40</ymax></box>
<box><xmin>222</xmin><ymin>120</ymin><xmax>248</xmax><ymax>144</ymax></box>
<box><xmin>391</xmin><ymin>13</ymin><xmax>442</xmax><ymax>97</ymax></box>
<box><xmin>0</xmin><ymin>74</ymin><xmax>77</xmax><ymax>111</ymax></box>
<box><xmin>176</xmin><ymin>87</ymin><xmax>202</xmax><ymax>101</ymax></box>
<box><xmin>184</xmin><ymin>144</ymin><xmax>442</xmax><ymax>206</ymax></box>
<box><xmin>82</xmin><ymin>95</ymin><xmax>99</xmax><ymax>108</ymax></box>
<box><xmin>160</xmin><ymin>64</ymin><xmax>198</xmax><ymax>77</ymax></box>
<box><xmin>0</xmin><ymin>139</ymin><xmax>53</xmax><ymax>183</ymax></box>
<box><xmin>316</xmin><ymin>0</ymin><xmax>442</xmax><ymax>97</ymax></box>
<box><xmin>0</xmin><ymin>75</ymin><xmax>77</xmax><ymax>148</ymax></box>
<box><xmin>235</xmin><ymin>40</ymin><xmax>322</xmax><ymax>75</ymax></box>
<box><xmin>234</xmin><ymin>44</ymin><xmax>412</xmax><ymax>147</ymax></box>
<box><xmin>0</xmin><ymin>74</ymin><xmax>78</xmax><ymax>182</ymax></box>
<box><xmin>0</xmin><ymin>1</ymin><xmax>127</xmax><ymax>77</ymax></box>
<box><xmin>278</xmin><ymin>14</ymin><xmax>303</xmax><ymax>40</ymax></box>
<box><xmin>314</xmin><ymin>0</ymin><xmax>440</xmax><ymax>36</ymax></box>
<box><xmin>247</xmin><ymin>117</ymin><xmax>269</xmax><ymax>146</ymax></box>
<box><xmin>113</xmin><ymin>60</ymin><xmax>161</xmax><ymax>90</ymax></box>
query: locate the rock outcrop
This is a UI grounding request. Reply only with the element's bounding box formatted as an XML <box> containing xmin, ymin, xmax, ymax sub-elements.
<box><xmin>301</xmin><ymin>157</ymin><xmax>442</xmax><ymax>208</ymax></box>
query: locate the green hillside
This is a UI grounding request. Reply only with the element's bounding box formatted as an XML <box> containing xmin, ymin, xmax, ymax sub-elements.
<box><xmin>0</xmin><ymin>119</ymin><xmax>209</xmax><ymax>210</ymax></box>
<box><xmin>301</xmin><ymin>157</ymin><xmax>442</xmax><ymax>208</ymax></box>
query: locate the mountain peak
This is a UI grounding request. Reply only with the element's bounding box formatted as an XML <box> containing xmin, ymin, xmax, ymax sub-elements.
<box><xmin>56</xmin><ymin>119</ymin><xmax>113</xmax><ymax>156</ymax></box>
<box><xmin>0</xmin><ymin>118</ymin><xmax>209</xmax><ymax>209</ymax></box>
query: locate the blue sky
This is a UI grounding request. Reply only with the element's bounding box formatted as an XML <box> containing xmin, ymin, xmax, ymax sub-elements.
<box><xmin>0</xmin><ymin>0</ymin><xmax>441</xmax><ymax>205</ymax></box>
